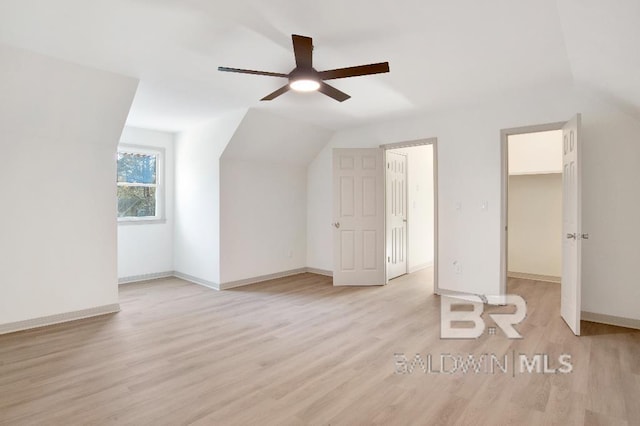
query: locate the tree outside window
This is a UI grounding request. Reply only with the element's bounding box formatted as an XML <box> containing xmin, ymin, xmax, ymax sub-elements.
<box><xmin>117</xmin><ymin>147</ymin><xmax>162</xmax><ymax>220</ymax></box>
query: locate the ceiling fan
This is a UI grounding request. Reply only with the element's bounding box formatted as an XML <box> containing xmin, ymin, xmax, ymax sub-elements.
<box><xmin>218</xmin><ymin>34</ymin><xmax>390</xmax><ymax>102</ymax></box>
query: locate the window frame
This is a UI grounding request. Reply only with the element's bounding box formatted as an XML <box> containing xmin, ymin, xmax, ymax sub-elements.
<box><xmin>117</xmin><ymin>144</ymin><xmax>165</xmax><ymax>224</ymax></box>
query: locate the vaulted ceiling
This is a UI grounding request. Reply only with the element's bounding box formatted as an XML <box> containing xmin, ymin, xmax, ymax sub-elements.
<box><xmin>0</xmin><ymin>0</ymin><xmax>638</xmax><ymax>132</ymax></box>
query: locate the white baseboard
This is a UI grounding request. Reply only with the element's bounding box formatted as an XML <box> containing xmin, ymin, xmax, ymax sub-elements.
<box><xmin>120</xmin><ymin>267</ymin><xmax>333</xmax><ymax>292</ymax></box>
<box><xmin>507</xmin><ymin>271</ymin><xmax>561</xmax><ymax>283</ymax></box>
<box><xmin>173</xmin><ymin>271</ymin><xmax>220</xmax><ymax>291</ymax></box>
<box><xmin>306</xmin><ymin>267</ymin><xmax>442</xmax><ymax>280</ymax></box>
<box><xmin>305</xmin><ymin>267</ymin><xmax>333</xmax><ymax>277</ymax></box>
<box><xmin>120</xmin><ymin>270</ymin><xmax>220</xmax><ymax>290</ymax></box>
<box><xmin>119</xmin><ymin>271</ymin><xmax>174</xmax><ymax>284</ymax></box>
<box><xmin>220</xmin><ymin>268</ymin><xmax>307</xmax><ymax>290</ymax></box>
<box><xmin>0</xmin><ymin>304</ymin><xmax>120</xmax><ymax>336</ymax></box>
<box><xmin>408</xmin><ymin>262</ymin><xmax>434</xmax><ymax>274</ymax></box>
<box><xmin>582</xmin><ymin>311</ymin><xmax>640</xmax><ymax>331</ymax></box>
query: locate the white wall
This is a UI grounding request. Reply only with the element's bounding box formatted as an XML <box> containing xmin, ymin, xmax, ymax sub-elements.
<box><xmin>220</xmin><ymin>109</ymin><xmax>331</xmax><ymax>283</ymax></box>
<box><xmin>307</xmin><ymin>83</ymin><xmax>640</xmax><ymax>321</ymax></box>
<box><xmin>0</xmin><ymin>44</ymin><xmax>137</xmax><ymax>325</ymax></box>
<box><xmin>389</xmin><ymin>145</ymin><xmax>434</xmax><ymax>272</ymax></box>
<box><xmin>117</xmin><ymin>126</ymin><xmax>175</xmax><ymax>280</ymax></box>
<box><xmin>220</xmin><ymin>160</ymin><xmax>307</xmax><ymax>283</ymax></box>
<box><xmin>307</xmin><ymin>145</ymin><xmax>334</xmax><ymax>271</ymax></box>
<box><xmin>509</xmin><ymin>130</ymin><xmax>563</xmax><ymax>174</ymax></box>
<box><xmin>508</xmin><ymin>174</ymin><xmax>562</xmax><ymax>277</ymax></box>
<box><xmin>173</xmin><ymin>110</ymin><xmax>247</xmax><ymax>286</ymax></box>
<box><xmin>580</xmin><ymin>100</ymin><xmax>640</xmax><ymax>320</ymax></box>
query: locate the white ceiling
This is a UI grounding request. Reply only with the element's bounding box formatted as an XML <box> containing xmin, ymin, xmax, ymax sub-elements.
<box><xmin>0</xmin><ymin>0</ymin><xmax>638</xmax><ymax>132</ymax></box>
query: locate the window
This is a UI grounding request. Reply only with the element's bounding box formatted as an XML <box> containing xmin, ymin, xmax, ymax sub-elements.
<box><xmin>117</xmin><ymin>145</ymin><xmax>164</xmax><ymax>222</ymax></box>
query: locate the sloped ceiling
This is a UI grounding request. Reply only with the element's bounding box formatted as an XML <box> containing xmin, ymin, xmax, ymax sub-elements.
<box><xmin>0</xmin><ymin>0</ymin><xmax>637</xmax><ymax>132</ymax></box>
<box><xmin>222</xmin><ymin>109</ymin><xmax>333</xmax><ymax>165</ymax></box>
<box><xmin>557</xmin><ymin>0</ymin><xmax>640</xmax><ymax>117</ymax></box>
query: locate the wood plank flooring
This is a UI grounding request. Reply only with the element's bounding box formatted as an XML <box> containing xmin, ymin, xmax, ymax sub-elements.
<box><xmin>0</xmin><ymin>271</ymin><xmax>639</xmax><ymax>425</ymax></box>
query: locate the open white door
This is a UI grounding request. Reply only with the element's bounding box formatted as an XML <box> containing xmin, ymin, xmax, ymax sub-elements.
<box><xmin>561</xmin><ymin>114</ymin><xmax>582</xmax><ymax>335</ymax></box>
<box><xmin>386</xmin><ymin>151</ymin><xmax>408</xmax><ymax>280</ymax></box>
<box><xmin>332</xmin><ymin>148</ymin><xmax>385</xmax><ymax>286</ymax></box>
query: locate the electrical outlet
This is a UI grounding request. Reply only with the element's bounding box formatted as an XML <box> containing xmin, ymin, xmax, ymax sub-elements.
<box><xmin>453</xmin><ymin>261</ymin><xmax>462</xmax><ymax>274</ymax></box>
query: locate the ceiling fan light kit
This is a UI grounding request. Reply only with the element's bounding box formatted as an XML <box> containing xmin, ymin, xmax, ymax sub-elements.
<box><xmin>218</xmin><ymin>34</ymin><xmax>390</xmax><ymax>102</ymax></box>
<box><xmin>289</xmin><ymin>78</ymin><xmax>320</xmax><ymax>92</ymax></box>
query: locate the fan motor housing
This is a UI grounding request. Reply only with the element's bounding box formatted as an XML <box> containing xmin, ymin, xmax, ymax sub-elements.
<box><xmin>288</xmin><ymin>68</ymin><xmax>319</xmax><ymax>83</ymax></box>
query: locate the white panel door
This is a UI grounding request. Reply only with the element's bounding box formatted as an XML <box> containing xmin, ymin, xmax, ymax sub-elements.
<box><xmin>386</xmin><ymin>152</ymin><xmax>408</xmax><ymax>280</ymax></box>
<box><xmin>332</xmin><ymin>148</ymin><xmax>385</xmax><ymax>286</ymax></box>
<box><xmin>561</xmin><ymin>114</ymin><xmax>582</xmax><ymax>336</ymax></box>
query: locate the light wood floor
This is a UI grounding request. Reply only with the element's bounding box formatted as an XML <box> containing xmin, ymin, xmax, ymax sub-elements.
<box><xmin>1</xmin><ymin>271</ymin><xmax>639</xmax><ymax>425</ymax></box>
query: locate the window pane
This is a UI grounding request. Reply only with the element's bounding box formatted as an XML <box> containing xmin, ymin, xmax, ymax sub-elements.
<box><xmin>117</xmin><ymin>186</ymin><xmax>156</xmax><ymax>217</ymax></box>
<box><xmin>117</xmin><ymin>152</ymin><xmax>157</xmax><ymax>184</ymax></box>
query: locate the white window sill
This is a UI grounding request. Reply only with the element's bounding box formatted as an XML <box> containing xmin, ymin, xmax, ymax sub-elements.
<box><xmin>117</xmin><ymin>218</ymin><xmax>167</xmax><ymax>226</ymax></box>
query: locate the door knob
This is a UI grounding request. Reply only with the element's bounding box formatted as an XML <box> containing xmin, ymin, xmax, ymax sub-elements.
<box><xmin>332</xmin><ymin>222</ymin><xmax>340</xmax><ymax>229</ymax></box>
<box><xmin>566</xmin><ymin>233</ymin><xmax>577</xmax><ymax>240</ymax></box>
<box><xmin>581</xmin><ymin>233</ymin><xmax>589</xmax><ymax>240</ymax></box>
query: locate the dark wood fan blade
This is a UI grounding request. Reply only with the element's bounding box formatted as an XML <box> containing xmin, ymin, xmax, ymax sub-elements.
<box><xmin>318</xmin><ymin>82</ymin><xmax>350</xmax><ymax>102</ymax></box>
<box><xmin>318</xmin><ymin>62</ymin><xmax>390</xmax><ymax>80</ymax></box>
<box><xmin>218</xmin><ymin>67</ymin><xmax>288</xmax><ymax>78</ymax></box>
<box><xmin>292</xmin><ymin>35</ymin><xmax>313</xmax><ymax>69</ymax></box>
<box><xmin>261</xmin><ymin>85</ymin><xmax>290</xmax><ymax>101</ymax></box>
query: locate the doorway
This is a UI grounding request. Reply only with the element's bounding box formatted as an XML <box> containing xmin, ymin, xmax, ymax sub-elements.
<box><xmin>331</xmin><ymin>140</ymin><xmax>438</xmax><ymax>289</ymax></box>
<box><xmin>500</xmin><ymin>116</ymin><xmax>583</xmax><ymax>335</ymax></box>
<box><xmin>506</xmin><ymin>130</ymin><xmax>563</xmax><ymax>283</ymax></box>
<box><xmin>382</xmin><ymin>139</ymin><xmax>437</xmax><ymax>290</ymax></box>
